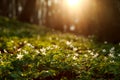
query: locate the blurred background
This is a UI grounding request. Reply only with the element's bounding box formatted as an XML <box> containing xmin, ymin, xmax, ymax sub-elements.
<box><xmin>0</xmin><ymin>0</ymin><xmax>120</xmax><ymax>42</ymax></box>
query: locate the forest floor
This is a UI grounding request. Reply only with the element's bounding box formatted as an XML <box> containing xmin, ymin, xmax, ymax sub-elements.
<box><xmin>0</xmin><ymin>17</ymin><xmax>120</xmax><ymax>80</ymax></box>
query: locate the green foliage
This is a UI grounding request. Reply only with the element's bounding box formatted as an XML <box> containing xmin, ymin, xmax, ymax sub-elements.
<box><xmin>0</xmin><ymin>17</ymin><xmax>120</xmax><ymax>80</ymax></box>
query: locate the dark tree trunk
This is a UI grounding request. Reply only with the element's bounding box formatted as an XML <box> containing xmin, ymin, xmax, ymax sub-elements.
<box><xmin>0</xmin><ymin>0</ymin><xmax>10</xmax><ymax>17</ymax></box>
<box><xmin>45</xmin><ymin>0</ymin><xmax>49</xmax><ymax>27</ymax></box>
<box><xmin>18</xmin><ymin>0</ymin><xmax>37</xmax><ymax>23</ymax></box>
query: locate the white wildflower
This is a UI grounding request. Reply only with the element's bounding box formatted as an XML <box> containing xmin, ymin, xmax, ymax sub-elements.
<box><xmin>35</xmin><ymin>50</ymin><xmax>40</xmax><ymax>54</ymax></box>
<box><xmin>22</xmin><ymin>50</ymin><xmax>28</xmax><ymax>54</ymax></box>
<box><xmin>73</xmin><ymin>47</ymin><xmax>78</xmax><ymax>51</ymax></box>
<box><xmin>17</xmin><ymin>54</ymin><xmax>23</xmax><ymax>60</ymax></box>
<box><xmin>45</xmin><ymin>71</ymin><xmax>49</xmax><ymax>73</ymax></box>
<box><xmin>72</xmin><ymin>63</ymin><xmax>77</xmax><ymax>66</ymax></box>
<box><xmin>118</xmin><ymin>54</ymin><xmax>120</xmax><ymax>57</ymax></box>
<box><xmin>109</xmin><ymin>53</ymin><xmax>115</xmax><ymax>58</ymax></box>
<box><xmin>24</xmin><ymin>40</ymin><xmax>27</xmax><ymax>44</ymax></box>
<box><xmin>42</xmin><ymin>52</ymin><xmax>46</xmax><ymax>55</ymax></box>
<box><xmin>11</xmin><ymin>40</ymin><xmax>14</xmax><ymax>43</ymax></box>
<box><xmin>17</xmin><ymin>48</ymin><xmax>21</xmax><ymax>52</ymax></box>
<box><xmin>10</xmin><ymin>54</ymin><xmax>13</xmax><ymax>56</ymax></box>
<box><xmin>40</xmin><ymin>48</ymin><xmax>46</xmax><ymax>53</ymax></box>
<box><xmin>102</xmin><ymin>49</ymin><xmax>106</xmax><ymax>53</ymax></box>
<box><xmin>53</xmin><ymin>45</ymin><xmax>59</xmax><ymax>49</ymax></box>
<box><xmin>73</xmin><ymin>56</ymin><xmax>77</xmax><ymax>60</ymax></box>
<box><xmin>19</xmin><ymin>42</ymin><xmax>22</xmax><ymax>45</ymax></box>
<box><xmin>111</xmin><ymin>47</ymin><xmax>115</xmax><ymax>51</ymax></box>
<box><xmin>93</xmin><ymin>53</ymin><xmax>99</xmax><ymax>58</ymax></box>
<box><xmin>74</xmin><ymin>53</ymin><xmax>79</xmax><ymax>57</ymax></box>
<box><xmin>104</xmin><ymin>41</ymin><xmax>108</xmax><ymax>44</ymax></box>
<box><xmin>13</xmin><ymin>46</ymin><xmax>17</xmax><ymax>49</ymax></box>
<box><xmin>109</xmin><ymin>47</ymin><xmax>115</xmax><ymax>53</ymax></box>
<box><xmin>104</xmin><ymin>57</ymin><xmax>108</xmax><ymax>60</ymax></box>
<box><xmin>4</xmin><ymin>49</ymin><xmax>8</xmax><ymax>53</ymax></box>
<box><xmin>66</xmin><ymin>41</ymin><xmax>72</xmax><ymax>46</ymax></box>
<box><xmin>88</xmin><ymin>50</ymin><xmax>91</xmax><ymax>53</ymax></box>
<box><xmin>67</xmin><ymin>54</ymin><xmax>70</xmax><ymax>58</ymax></box>
<box><xmin>119</xmin><ymin>43</ymin><xmax>120</xmax><ymax>46</ymax></box>
<box><xmin>90</xmin><ymin>52</ymin><xmax>94</xmax><ymax>56</ymax></box>
<box><xmin>109</xmin><ymin>50</ymin><xmax>114</xmax><ymax>53</ymax></box>
<box><xmin>70</xmin><ymin>45</ymin><xmax>74</xmax><ymax>48</ymax></box>
<box><xmin>46</xmin><ymin>46</ymin><xmax>51</xmax><ymax>50</ymax></box>
<box><xmin>84</xmin><ymin>54</ymin><xmax>88</xmax><ymax>57</ymax></box>
<box><xmin>110</xmin><ymin>60</ymin><xmax>115</xmax><ymax>63</ymax></box>
<box><xmin>26</xmin><ymin>43</ymin><xmax>34</xmax><ymax>48</ymax></box>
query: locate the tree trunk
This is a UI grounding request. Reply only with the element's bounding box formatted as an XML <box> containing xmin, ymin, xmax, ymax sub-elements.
<box><xmin>18</xmin><ymin>0</ymin><xmax>37</xmax><ymax>23</ymax></box>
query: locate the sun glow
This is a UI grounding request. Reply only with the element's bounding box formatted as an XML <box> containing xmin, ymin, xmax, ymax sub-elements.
<box><xmin>65</xmin><ymin>0</ymin><xmax>88</xmax><ymax>10</ymax></box>
<box><xmin>67</xmin><ymin>0</ymin><xmax>80</xmax><ymax>7</ymax></box>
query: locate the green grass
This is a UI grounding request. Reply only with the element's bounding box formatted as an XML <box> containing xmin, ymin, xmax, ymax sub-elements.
<box><xmin>0</xmin><ymin>17</ymin><xmax>120</xmax><ymax>80</ymax></box>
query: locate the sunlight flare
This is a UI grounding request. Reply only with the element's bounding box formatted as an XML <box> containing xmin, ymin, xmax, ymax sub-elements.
<box><xmin>64</xmin><ymin>0</ymin><xmax>91</xmax><ymax>10</ymax></box>
<box><xmin>65</xmin><ymin>0</ymin><xmax>88</xmax><ymax>9</ymax></box>
<box><xmin>67</xmin><ymin>0</ymin><xmax>80</xmax><ymax>7</ymax></box>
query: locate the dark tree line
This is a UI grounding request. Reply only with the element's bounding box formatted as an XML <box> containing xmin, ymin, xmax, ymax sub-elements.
<box><xmin>0</xmin><ymin>0</ymin><xmax>120</xmax><ymax>42</ymax></box>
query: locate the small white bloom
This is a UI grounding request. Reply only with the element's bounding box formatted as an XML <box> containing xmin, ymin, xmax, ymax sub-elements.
<box><xmin>46</xmin><ymin>46</ymin><xmax>51</xmax><ymax>50</ymax></box>
<box><xmin>109</xmin><ymin>47</ymin><xmax>115</xmax><ymax>53</ymax></box>
<box><xmin>111</xmin><ymin>47</ymin><xmax>115</xmax><ymax>51</ymax></box>
<box><xmin>26</xmin><ymin>43</ymin><xmax>34</xmax><ymax>48</ymax></box>
<box><xmin>88</xmin><ymin>50</ymin><xmax>91</xmax><ymax>53</ymax></box>
<box><xmin>118</xmin><ymin>54</ymin><xmax>120</xmax><ymax>57</ymax></box>
<box><xmin>42</xmin><ymin>52</ymin><xmax>46</xmax><ymax>55</ymax></box>
<box><xmin>84</xmin><ymin>54</ymin><xmax>88</xmax><ymax>57</ymax></box>
<box><xmin>24</xmin><ymin>41</ymin><xmax>27</xmax><ymax>44</ymax></box>
<box><xmin>72</xmin><ymin>63</ymin><xmax>77</xmax><ymax>66</ymax></box>
<box><xmin>53</xmin><ymin>45</ymin><xmax>58</xmax><ymax>49</ymax></box>
<box><xmin>70</xmin><ymin>45</ymin><xmax>74</xmax><ymax>48</ymax></box>
<box><xmin>90</xmin><ymin>52</ymin><xmax>94</xmax><ymax>56</ymax></box>
<box><xmin>17</xmin><ymin>54</ymin><xmax>23</xmax><ymax>60</ymax></box>
<box><xmin>73</xmin><ymin>56</ymin><xmax>77</xmax><ymax>60</ymax></box>
<box><xmin>93</xmin><ymin>53</ymin><xmax>99</xmax><ymax>58</ymax></box>
<box><xmin>13</xmin><ymin>46</ymin><xmax>17</xmax><ymax>49</ymax></box>
<box><xmin>10</xmin><ymin>54</ymin><xmax>13</xmax><ymax>56</ymax></box>
<box><xmin>22</xmin><ymin>50</ymin><xmax>28</xmax><ymax>54</ymax></box>
<box><xmin>110</xmin><ymin>60</ymin><xmax>115</xmax><ymax>63</ymax></box>
<box><xmin>104</xmin><ymin>57</ymin><xmax>108</xmax><ymax>60</ymax></box>
<box><xmin>35</xmin><ymin>50</ymin><xmax>40</xmax><ymax>54</ymax></box>
<box><xmin>45</xmin><ymin>71</ymin><xmax>49</xmax><ymax>73</ymax></box>
<box><xmin>74</xmin><ymin>53</ymin><xmax>79</xmax><ymax>57</ymax></box>
<box><xmin>4</xmin><ymin>49</ymin><xmax>8</xmax><ymax>53</ymax></box>
<box><xmin>19</xmin><ymin>42</ymin><xmax>22</xmax><ymax>45</ymax></box>
<box><xmin>104</xmin><ymin>41</ymin><xmax>108</xmax><ymax>44</ymax></box>
<box><xmin>26</xmin><ymin>43</ymin><xmax>31</xmax><ymax>46</ymax></box>
<box><xmin>66</xmin><ymin>41</ymin><xmax>71</xmax><ymax>46</ymax></box>
<box><xmin>109</xmin><ymin>53</ymin><xmax>115</xmax><ymax>58</ymax></box>
<box><xmin>17</xmin><ymin>48</ymin><xmax>21</xmax><ymax>52</ymax></box>
<box><xmin>102</xmin><ymin>49</ymin><xmax>106</xmax><ymax>53</ymax></box>
<box><xmin>119</xmin><ymin>43</ymin><xmax>120</xmax><ymax>46</ymax></box>
<box><xmin>109</xmin><ymin>50</ymin><xmax>114</xmax><ymax>53</ymax></box>
<box><xmin>11</xmin><ymin>40</ymin><xmax>14</xmax><ymax>43</ymax></box>
<box><xmin>73</xmin><ymin>48</ymin><xmax>78</xmax><ymax>51</ymax></box>
<box><xmin>40</xmin><ymin>48</ymin><xmax>46</xmax><ymax>53</ymax></box>
<box><xmin>67</xmin><ymin>54</ymin><xmax>70</xmax><ymax>58</ymax></box>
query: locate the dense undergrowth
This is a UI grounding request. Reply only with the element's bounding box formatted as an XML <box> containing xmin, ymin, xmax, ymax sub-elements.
<box><xmin>0</xmin><ymin>17</ymin><xmax>120</xmax><ymax>80</ymax></box>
